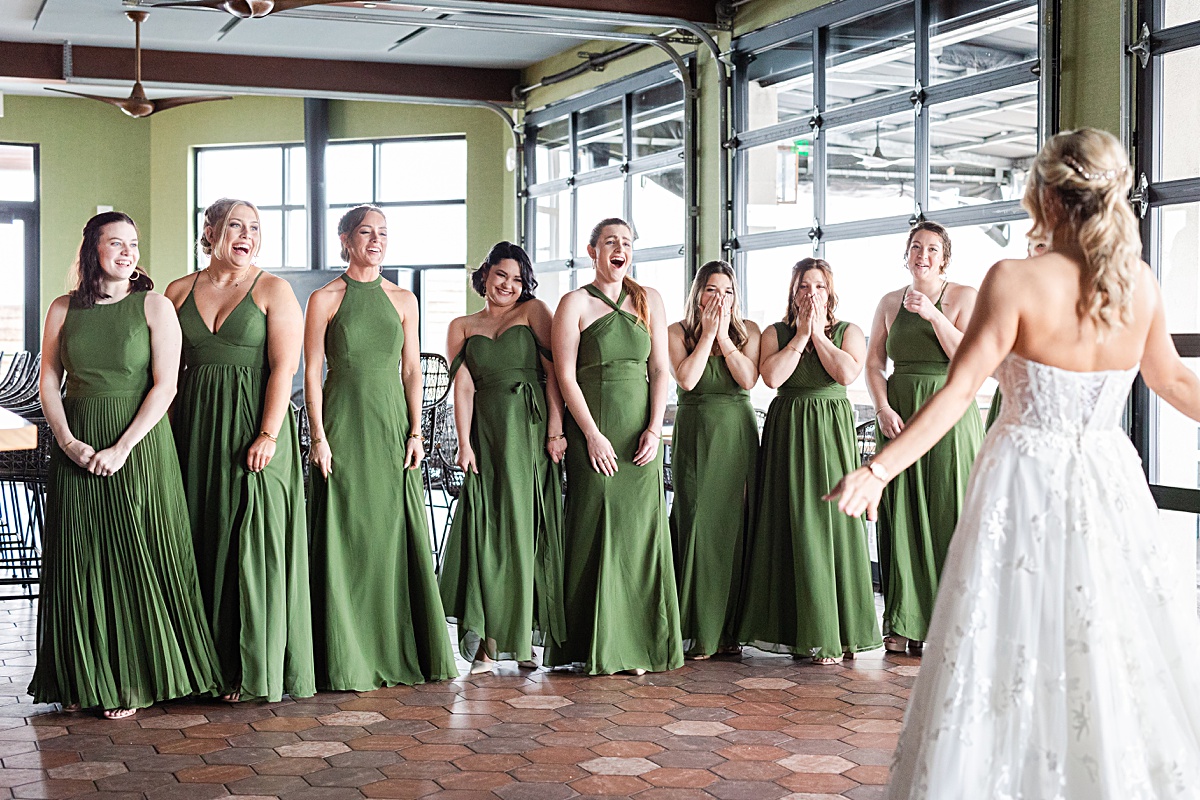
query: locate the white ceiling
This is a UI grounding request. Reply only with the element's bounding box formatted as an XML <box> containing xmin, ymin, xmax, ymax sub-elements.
<box><xmin>0</xmin><ymin>0</ymin><xmax>611</xmax><ymax>97</ymax></box>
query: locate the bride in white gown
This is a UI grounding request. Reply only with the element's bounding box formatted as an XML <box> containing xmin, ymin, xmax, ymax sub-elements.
<box><xmin>828</xmin><ymin>127</ymin><xmax>1200</xmax><ymax>799</ymax></box>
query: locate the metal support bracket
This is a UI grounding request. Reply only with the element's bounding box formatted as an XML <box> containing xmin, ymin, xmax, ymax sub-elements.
<box><xmin>808</xmin><ymin>225</ymin><xmax>822</xmax><ymax>242</ymax></box>
<box><xmin>62</xmin><ymin>41</ymin><xmax>73</xmax><ymax>82</ymax></box>
<box><xmin>909</xmin><ymin>80</ymin><xmax>925</xmax><ymax>115</ymax></box>
<box><xmin>1128</xmin><ymin>23</ymin><xmax>1151</xmax><ymax>69</ymax></box>
<box><xmin>1129</xmin><ymin>172</ymin><xmax>1150</xmax><ymax>218</ymax></box>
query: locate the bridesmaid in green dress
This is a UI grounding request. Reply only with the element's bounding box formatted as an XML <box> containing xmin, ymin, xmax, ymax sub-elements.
<box><xmin>666</xmin><ymin>261</ymin><xmax>760</xmax><ymax>659</ymax></box>
<box><xmin>165</xmin><ymin>199</ymin><xmax>315</xmax><ymax>702</ymax></box>
<box><xmin>31</xmin><ymin>212</ymin><xmax>221</xmax><ymax>718</ymax></box>
<box><xmin>985</xmin><ymin>237</ymin><xmax>1048</xmax><ymax>430</ymax></box>
<box><xmin>439</xmin><ymin>241</ymin><xmax>565</xmax><ymax>675</ymax></box>
<box><xmin>865</xmin><ymin>221</ymin><xmax>984</xmax><ymax>654</ymax></box>
<box><xmin>546</xmin><ymin>217</ymin><xmax>683</xmax><ymax>676</ymax></box>
<box><xmin>305</xmin><ymin>205</ymin><xmax>457</xmax><ymax>689</ymax></box>
<box><xmin>738</xmin><ymin>259</ymin><xmax>881</xmax><ymax>664</ymax></box>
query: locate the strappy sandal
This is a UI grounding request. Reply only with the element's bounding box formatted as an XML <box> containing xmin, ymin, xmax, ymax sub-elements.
<box><xmin>907</xmin><ymin>639</ymin><xmax>924</xmax><ymax>655</ymax></box>
<box><xmin>813</xmin><ymin>655</ymin><xmax>842</xmax><ymax>666</ymax></box>
<box><xmin>884</xmin><ymin>635</ymin><xmax>908</xmax><ymax>652</ymax></box>
<box><xmin>102</xmin><ymin>708</ymin><xmax>136</xmax><ymax>720</ymax></box>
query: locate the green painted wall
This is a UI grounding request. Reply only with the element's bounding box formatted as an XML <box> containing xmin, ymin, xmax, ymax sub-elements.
<box><xmin>1058</xmin><ymin>0</ymin><xmax>1125</xmax><ymax>134</ymax></box>
<box><xmin>0</xmin><ymin>95</ymin><xmax>152</xmax><ymax>321</ymax></box>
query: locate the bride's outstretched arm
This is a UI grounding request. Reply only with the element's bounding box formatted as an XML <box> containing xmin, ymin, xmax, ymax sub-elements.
<box><xmin>1141</xmin><ymin>270</ymin><xmax>1200</xmax><ymax>422</ymax></box>
<box><xmin>826</xmin><ymin>261</ymin><xmax>1018</xmax><ymax>519</ymax></box>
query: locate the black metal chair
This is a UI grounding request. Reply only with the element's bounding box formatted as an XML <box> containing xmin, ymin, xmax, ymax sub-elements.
<box><xmin>419</xmin><ymin>353</ymin><xmax>451</xmax><ymax>551</ymax></box>
<box><xmin>0</xmin><ymin>416</ymin><xmax>49</xmax><ymax>601</ymax></box>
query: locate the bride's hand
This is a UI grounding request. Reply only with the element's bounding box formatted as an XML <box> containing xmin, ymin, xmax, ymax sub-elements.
<box><xmin>823</xmin><ymin>466</ymin><xmax>885</xmax><ymax>520</ymax></box>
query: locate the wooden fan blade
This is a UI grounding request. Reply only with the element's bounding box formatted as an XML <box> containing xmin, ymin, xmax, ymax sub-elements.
<box><xmin>274</xmin><ymin>0</ymin><xmax>356</xmax><ymax>10</ymax></box>
<box><xmin>151</xmin><ymin>94</ymin><xmax>234</xmax><ymax>113</ymax></box>
<box><xmin>46</xmin><ymin>87</ymin><xmax>130</xmax><ymax>108</ymax></box>
<box><xmin>150</xmin><ymin>0</ymin><xmax>230</xmax><ymax>9</ymax></box>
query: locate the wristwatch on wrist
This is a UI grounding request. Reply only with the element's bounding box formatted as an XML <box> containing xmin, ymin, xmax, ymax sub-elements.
<box><xmin>867</xmin><ymin>460</ymin><xmax>891</xmax><ymax>482</ymax></box>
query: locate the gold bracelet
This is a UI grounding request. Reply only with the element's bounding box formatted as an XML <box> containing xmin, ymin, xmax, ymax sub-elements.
<box><xmin>60</xmin><ymin>438</ymin><xmax>75</xmax><ymax>450</ymax></box>
<box><xmin>409</xmin><ymin>432</ymin><xmax>425</xmax><ymax>441</ymax></box>
<box><xmin>259</xmin><ymin>430</ymin><xmax>277</xmax><ymax>443</ymax></box>
<box><xmin>311</xmin><ymin>436</ymin><xmax>324</xmax><ymax>445</ymax></box>
<box><xmin>547</xmin><ymin>433</ymin><xmax>565</xmax><ymax>442</ymax></box>
<box><xmin>645</xmin><ymin>429</ymin><xmax>662</xmax><ymax>439</ymax></box>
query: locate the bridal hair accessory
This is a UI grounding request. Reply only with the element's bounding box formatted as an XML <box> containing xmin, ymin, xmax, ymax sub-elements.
<box><xmin>1062</xmin><ymin>154</ymin><xmax>1126</xmax><ymax>183</ymax></box>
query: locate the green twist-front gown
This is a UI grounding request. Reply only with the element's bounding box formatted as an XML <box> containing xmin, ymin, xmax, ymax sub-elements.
<box><xmin>737</xmin><ymin>322</ymin><xmax>882</xmax><ymax>658</ymax></box>
<box><xmin>669</xmin><ymin>353</ymin><xmax>758</xmax><ymax>656</ymax></box>
<box><xmin>309</xmin><ymin>274</ymin><xmax>457</xmax><ymax>688</ymax></box>
<box><xmin>439</xmin><ymin>323</ymin><xmax>565</xmax><ymax>662</ymax></box>
<box><xmin>544</xmin><ymin>285</ymin><xmax>683</xmax><ymax>674</ymax></box>
<box><xmin>31</xmin><ymin>292</ymin><xmax>223</xmax><ymax>710</ymax></box>
<box><xmin>877</xmin><ymin>287</ymin><xmax>984</xmax><ymax>642</ymax></box>
<box><xmin>174</xmin><ymin>273</ymin><xmax>315</xmax><ymax>701</ymax></box>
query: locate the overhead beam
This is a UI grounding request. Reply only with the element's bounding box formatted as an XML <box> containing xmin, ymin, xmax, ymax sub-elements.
<box><xmin>0</xmin><ymin>41</ymin><xmax>518</xmax><ymax>104</ymax></box>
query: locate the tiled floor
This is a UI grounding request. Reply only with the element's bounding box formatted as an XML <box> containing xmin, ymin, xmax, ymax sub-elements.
<box><xmin>0</xmin><ymin>600</ymin><xmax>917</xmax><ymax>799</ymax></box>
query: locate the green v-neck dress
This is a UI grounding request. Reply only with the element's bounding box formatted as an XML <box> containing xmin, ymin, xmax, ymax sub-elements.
<box><xmin>737</xmin><ymin>322</ymin><xmax>882</xmax><ymax>658</ymax></box>
<box><xmin>174</xmin><ymin>273</ymin><xmax>315</xmax><ymax>701</ymax></box>
<box><xmin>439</xmin><ymin>323</ymin><xmax>565</xmax><ymax>662</ymax></box>
<box><xmin>308</xmin><ymin>274</ymin><xmax>457</xmax><ymax>688</ymax></box>
<box><xmin>876</xmin><ymin>285</ymin><xmax>984</xmax><ymax>643</ymax></box>
<box><xmin>544</xmin><ymin>285</ymin><xmax>683</xmax><ymax>674</ymax></box>
<box><xmin>30</xmin><ymin>292</ymin><xmax>222</xmax><ymax>710</ymax></box>
<box><xmin>669</xmin><ymin>353</ymin><xmax>758</xmax><ymax>657</ymax></box>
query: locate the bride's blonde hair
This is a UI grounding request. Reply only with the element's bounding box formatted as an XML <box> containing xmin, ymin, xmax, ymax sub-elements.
<box><xmin>1022</xmin><ymin>128</ymin><xmax>1141</xmax><ymax>330</ymax></box>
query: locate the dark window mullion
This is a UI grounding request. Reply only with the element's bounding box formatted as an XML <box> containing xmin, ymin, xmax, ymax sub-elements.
<box><xmin>914</xmin><ymin>0</ymin><xmax>930</xmax><ymax>217</ymax></box>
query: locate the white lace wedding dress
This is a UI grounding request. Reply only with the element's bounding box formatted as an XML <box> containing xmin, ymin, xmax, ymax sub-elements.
<box><xmin>889</xmin><ymin>354</ymin><xmax>1200</xmax><ymax>799</ymax></box>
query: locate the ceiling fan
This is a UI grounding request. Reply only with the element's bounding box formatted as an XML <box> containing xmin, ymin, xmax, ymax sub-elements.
<box><xmin>47</xmin><ymin>11</ymin><xmax>232</xmax><ymax>118</ymax></box>
<box><xmin>859</xmin><ymin>122</ymin><xmax>904</xmax><ymax>169</ymax></box>
<box><xmin>150</xmin><ymin>0</ymin><xmax>358</xmax><ymax>18</ymax></box>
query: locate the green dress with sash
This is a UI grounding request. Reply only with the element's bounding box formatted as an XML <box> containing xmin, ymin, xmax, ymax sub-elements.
<box><xmin>174</xmin><ymin>273</ymin><xmax>315</xmax><ymax>701</ymax></box>
<box><xmin>439</xmin><ymin>323</ymin><xmax>565</xmax><ymax>662</ymax></box>
<box><xmin>544</xmin><ymin>285</ymin><xmax>684</xmax><ymax>674</ymax></box>
<box><xmin>309</xmin><ymin>274</ymin><xmax>457</xmax><ymax>688</ymax></box>
<box><xmin>877</xmin><ymin>286</ymin><xmax>984</xmax><ymax>643</ymax></box>
<box><xmin>669</xmin><ymin>353</ymin><xmax>758</xmax><ymax>657</ymax></box>
<box><xmin>31</xmin><ymin>293</ymin><xmax>223</xmax><ymax>710</ymax></box>
<box><xmin>738</xmin><ymin>322</ymin><xmax>882</xmax><ymax>658</ymax></box>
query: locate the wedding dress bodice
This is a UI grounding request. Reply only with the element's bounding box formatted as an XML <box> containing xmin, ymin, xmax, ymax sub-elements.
<box><xmin>993</xmin><ymin>353</ymin><xmax>1136</xmax><ymax>437</ymax></box>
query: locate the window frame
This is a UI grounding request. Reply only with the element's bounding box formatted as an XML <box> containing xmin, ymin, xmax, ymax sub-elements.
<box><xmin>0</xmin><ymin>142</ymin><xmax>41</xmax><ymax>352</ymax></box>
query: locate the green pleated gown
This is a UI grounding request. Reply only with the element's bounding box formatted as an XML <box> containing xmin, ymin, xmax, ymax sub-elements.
<box><xmin>876</xmin><ymin>288</ymin><xmax>984</xmax><ymax>643</ymax></box>
<box><xmin>309</xmin><ymin>274</ymin><xmax>457</xmax><ymax>689</ymax></box>
<box><xmin>669</xmin><ymin>354</ymin><xmax>757</xmax><ymax>657</ymax></box>
<box><xmin>544</xmin><ymin>285</ymin><xmax>683</xmax><ymax>674</ymax></box>
<box><xmin>737</xmin><ymin>322</ymin><xmax>882</xmax><ymax>659</ymax></box>
<box><xmin>439</xmin><ymin>324</ymin><xmax>565</xmax><ymax>662</ymax></box>
<box><xmin>30</xmin><ymin>292</ymin><xmax>223</xmax><ymax>710</ymax></box>
<box><xmin>174</xmin><ymin>273</ymin><xmax>315</xmax><ymax>702</ymax></box>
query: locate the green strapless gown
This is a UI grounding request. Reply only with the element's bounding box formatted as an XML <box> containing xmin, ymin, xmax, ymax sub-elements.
<box><xmin>439</xmin><ymin>324</ymin><xmax>565</xmax><ymax>662</ymax></box>
<box><xmin>544</xmin><ymin>285</ymin><xmax>683</xmax><ymax>674</ymax></box>
<box><xmin>877</xmin><ymin>288</ymin><xmax>984</xmax><ymax>642</ymax></box>
<box><xmin>669</xmin><ymin>354</ymin><xmax>757</xmax><ymax>657</ymax></box>
<box><xmin>738</xmin><ymin>322</ymin><xmax>882</xmax><ymax>658</ymax></box>
<box><xmin>985</xmin><ymin>387</ymin><xmax>1003</xmax><ymax>429</ymax></box>
<box><xmin>308</xmin><ymin>274</ymin><xmax>457</xmax><ymax>688</ymax></box>
<box><xmin>30</xmin><ymin>292</ymin><xmax>222</xmax><ymax>710</ymax></box>
<box><xmin>174</xmin><ymin>273</ymin><xmax>315</xmax><ymax>701</ymax></box>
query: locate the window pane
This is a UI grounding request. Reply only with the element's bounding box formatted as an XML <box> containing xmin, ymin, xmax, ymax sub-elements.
<box><xmin>254</xmin><ymin>209</ymin><xmax>284</xmax><ymax>270</ymax></box>
<box><xmin>742</xmin><ymin>135</ymin><xmax>814</xmax><ymax>234</ymax></box>
<box><xmin>745</xmin><ymin>33</ymin><xmax>814</xmax><ymax>128</ymax></box>
<box><xmin>631</xmin><ymin>167</ymin><xmax>684</xmax><ymax>250</ymax></box>
<box><xmin>326</xmin><ymin>143</ymin><xmax>374</xmax><ymax>206</ymax></box>
<box><xmin>928</xmin><ymin>81</ymin><xmax>1039</xmax><ymax>211</ymax></box>
<box><xmin>286</xmin><ymin>208</ymin><xmax>307</xmax><ymax>269</ymax></box>
<box><xmin>0</xmin><ymin>218</ymin><xmax>26</xmax><ymax>351</ymax></box>
<box><xmin>534</xmin><ymin>189</ymin><xmax>571</xmax><ymax>263</ymax></box>
<box><xmin>391</xmin><ymin>268</ymin><xmax>415</xmax><ymax>293</ymax></box>
<box><xmin>577</xmin><ymin>99</ymin><xmax>625</xmax><ymax>172</ymax></box>
<box><xmin>1158</xmin><ymin>203</ymin><xmax>1200</xmax><ymax>334</ymax></box>
<box><xmin>382</xmin><ymin>204</ymin><xmax>466</xmax><ymax>266</ymax></box>
<box><xmin>826</xmin><ymin>3</ymin><xmax>915</xmax><ymax>110</ymax></box>
<box><xmin>632</xmin><ymin>81</ymin><xmax>685</xmax><ymax>158</ymax></box>
<box><xmin>1156</xmin><ymin>510</ymin><xmax>1198</xmax><ymax>618</ymax></box>
<box><xmin>197</xmin><ymin>147</ymin><xmax>283</xmax><ymax>207</ymax></box>
<box><xmin>928</xmin><ymin>0</ymin><xmax>1038</xmax><ymax>85</ymax></box>
<box><xmin>534</xmin><ymin>118</ymin><xmax>571</xmax><ymax>184</ymax></box>
<box><xmin>1156</xmin><ymin>358</ymin><xmax>1200</xmax><ymax>490</ymax></box>
<box><xmin>1164</xmin><ymin>0</ymin><xmax>1200</xmax><ymax>28</ymax></box>
<box><xmin>379</xmin><ymin>139</ymin><xmax>467</xmax><ymax>202</ymax></box>
<box><xmin>575</xmin><ymin>267</ymin><xmax>596</xmax><ymax>287</ymax></box>
<box><xmin>826</xmin><ymin>109</ymin><xmax>915</xmax><ymax>225</ymax></box>
<box><xmin>0</xmin><ymin>145</ymin><xmax>35</xmax><ymax>202</ymax></box>
<box><xmin>576</xmin><ymin>180</ymin><xmax>626</xmax><ymax>258</ymax></box>
<box><xmin>744</xmin><ymin>244</ymin><xmax>811</xmax><ymax>411</ymax></box>
<box><xmin>287</xmin><ymin>146</ymin><xmax>306</xmax><ymax>206</ymax></box>
<box><xmin>1161</xmin><ymin>46</ymin><xmax>1200</xmax><ymax>183</ymax></box>
<box><xmin>421</xmin><ymin>269</ymin><xmax>466</xmax><ymax>357</ymax></box>
<box><xmin>533</xmin><ymin>267</ymin><xmax>573</xmax><ymax>310</ymax></box>
<box><xmin>635</xmin><ymin>258</ymin><xmax>686</xmax><ymax>327</ymax></box>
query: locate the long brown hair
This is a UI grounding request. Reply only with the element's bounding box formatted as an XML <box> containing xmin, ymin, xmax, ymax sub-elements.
<box><xmin>70</xmin><ymin>211</ymin><xmax>153</xmax><ymax>309</ymax></box>
<box><xmin>1023</xmin><ymin>128</ymin><xmax>1140</xmax><ymax>330</ymax></box>
<box><xmin>785</xmin><ymin>258</ymin><xmax>838</xmax><ymax>340</ymax></box>
<box><xmin>682</xmin><ymin>260</ymin><xmax>748</xmax><ymax>351</ymax></box>
<box><xmin>588</xmin><ymin>217</ymin><xmax>648</xmax><ymax>328</ymax></box>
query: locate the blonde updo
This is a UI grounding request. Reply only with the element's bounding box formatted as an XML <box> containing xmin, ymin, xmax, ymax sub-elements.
<box><xmin>199</xmin><ymin>197</ymin><xmax>261</xmax><ymax>260</ymax></box>
<box><xmin>1022</xmin><ymin>128</ymin><xmax>1140</xmax><ymax>331</ymax></box>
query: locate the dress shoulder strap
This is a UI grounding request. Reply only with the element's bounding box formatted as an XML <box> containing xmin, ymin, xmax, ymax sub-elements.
<box><xmin>583</xmin><ymin>283</ymin><xmax>626</xmax><ymax>312</ymax></box>
<box><xmin>248</xmin><ymin>269</ymin><xmax>266</xmax><ymax>291</ymax></box>
<box><xmin>935</xmin><ymin>280</ymin><xmax>949</xmax><ymax>305</ymax></box>
<box><xmin>448</xmin><ymin>346</ymin><xmax>466</xmax><ymax>382</ymax></box>
<box><xmin>187</xmin><ymin>271</ymin><xmax>202</xmax><ymax>299</ymax></box>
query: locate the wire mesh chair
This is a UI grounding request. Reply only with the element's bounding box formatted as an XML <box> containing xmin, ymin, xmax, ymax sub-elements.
<box><xmin>428</xmin><ymin>403</ymin><xmax>464</xmax><ymax>574</ymax></box>
<box><xmin>419</xmin><ymin>353</ymin><xmax>451</xmax><ymax>551</ymax></box>
<box><xmin>0</xmin><ymin>412</ymin><xmax>49</xmax><ymax>601</ymax></box>
<box><xmin>856</xmin><ymin>419</ymin><xmax>877</xmax><ymax>464</ymax></box>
